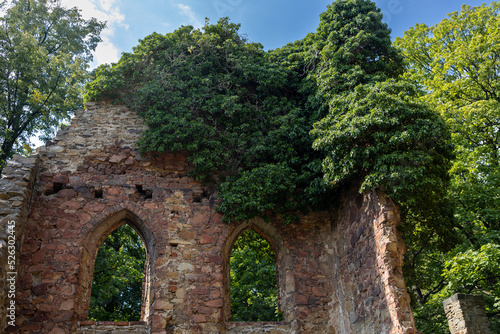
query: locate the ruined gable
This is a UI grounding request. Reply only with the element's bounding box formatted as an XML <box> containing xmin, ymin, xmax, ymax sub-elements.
<box><xmin>1</xmin><ymin>102</ymin><xmax>416</xmax><ymax>333</ymax></box>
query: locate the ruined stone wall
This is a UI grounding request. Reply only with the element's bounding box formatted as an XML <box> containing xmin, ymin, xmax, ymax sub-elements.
<box><xmin>0</xmin><ymin>154</ymin><xmax>40</xmax><ymax>331</ymax></box>
<box><xmin>78</xmin><ymin>321</ymin><xmax>148</xmax><ymax>334</ymax></box>
<box><xmin>443</xmin><ymin>293</ymin><xmax>492</xmax><ymax>334</ymax></box>
<box><xmin>329</xmin><ymin>188</ymin><xmax>415</xmax><ymax>334</ymax></box>
<box><xmin>4</xmin><ymin>102</ymin><xmax>416</xmax><ymax>334</ymax></box>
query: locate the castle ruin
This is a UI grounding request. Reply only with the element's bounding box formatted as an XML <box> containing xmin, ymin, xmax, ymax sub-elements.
<box><xmin>0</xmin><ymin>102</ymin><xmax>416</xmax><ymax>333</ymax></box>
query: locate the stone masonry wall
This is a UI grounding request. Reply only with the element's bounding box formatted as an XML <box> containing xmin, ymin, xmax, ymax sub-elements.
<box><xmin>329</xmin><ymin>188</ymin><xmax>415</xmax><ymax>334</ymax></box>
<box><xmin>78</xmin><ymin>321</ymin><xmax>148</xmax><ymax>334</ymax></box>
<box><xmin>4</xmin><ymin>102</ymin><xmax>415</xmax><ymax>333</ymax></box>
<box><xmin>443</xmin><ymin>293</ymin><xmax>492</xmax><ymax>334</ymax></box>
<box><xmin>0</xmin><ymin>154</ymin><xmax>40</xmax><ymax>331</ymax></box>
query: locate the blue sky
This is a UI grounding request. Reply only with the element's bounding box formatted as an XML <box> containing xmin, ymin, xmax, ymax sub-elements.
<box><xmin>60</xmin><ymin>0</ymin><xmax>492</xmax><ymax>67</ymax></box>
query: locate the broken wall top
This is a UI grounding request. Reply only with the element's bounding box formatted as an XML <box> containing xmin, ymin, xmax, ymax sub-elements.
<box><xmin>38</xmin><ymin>102</ymin><xmax>148</xmax><ymax>173</ymax></box>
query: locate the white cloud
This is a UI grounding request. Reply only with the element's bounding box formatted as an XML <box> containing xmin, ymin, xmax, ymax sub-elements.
<box><xmin>92</xmin><ymin>36</ymin><xmax>121</xmax><ymax>67</ymax></box>
<box><xmin>60</xmin><ymin>0</ymin><xmax>127</xmax><ymax>67</ymax></box>
<box><xmin>99</xmin><ymin>0</ymin><xmax>116</xmax><ymax>13</ymax></box>
<box><xmin>177</xmin><ymin>3</ymin><xmax>203</xmax><ymax>29</ymax></box>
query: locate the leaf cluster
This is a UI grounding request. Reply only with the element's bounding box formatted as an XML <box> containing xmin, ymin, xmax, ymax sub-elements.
<box><xmin>312</xmin><ymin>80</ymin><xmax>452</xmax><ymax>203</ymax></box>
<box><xmin>85</xmin><ymin>1</ymin><xmax>453</xmax><ymax>233</ymax></box>
<box><xmin>314</xmin><ymin>0</ymin><xmax>403</xmax><ymax>98</ymax></box>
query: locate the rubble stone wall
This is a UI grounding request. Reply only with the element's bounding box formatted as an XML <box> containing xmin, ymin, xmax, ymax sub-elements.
<box><xmin>2</xmin><ymin>102</ymin><xmax>416</xmax><ymax>333</ymax></box>
<box><xmin>0</xmin><ymin>154</ymin><xmax>40</xmax><ymax>331</ymax></box>
<box><xmin>443</xmin><ymin>293</ymin><xmax>492</xmax><ymax>334</ymax></box>
<box><xmin>329</xmin><ymin>188</ymin><xmax>415</xmax><ymax>334</ymax></box>
<box><xmin>77</xmin><ymin>321</ymin><xmax>148</xmax><ymax>334</ymax></box>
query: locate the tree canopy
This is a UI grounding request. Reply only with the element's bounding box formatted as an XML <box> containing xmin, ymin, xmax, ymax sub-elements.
<box><xmin>86</xmin><ymin>17</ymin><xmax>331</xmax><ymax>223</ymax></box>
<box><xmin>0</xmin><ymin>0</ymin><xmax>104</xmax><ymax>170</ymax></box>
<box><xmin>307</xmin><ymin>0</ymin><xmax>454</xmax><ymax>241</ymax></box>
<box><xmin>395</xmin><ymin>2</ymin><xmax>500</xmax><ymax>332</ymax></box>
<box><xmin>86</xmin><ymin>0</ymin><xmax>450</xmax><ymax>231</ymax></box>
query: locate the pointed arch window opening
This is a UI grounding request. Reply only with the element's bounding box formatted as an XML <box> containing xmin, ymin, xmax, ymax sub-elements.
<box><xmin>229</xmin><ymin>228</ymin><xmax>283</xmax><ymax>322</ymax></box>
<box><xmin>88</xmin><ymin>222</ymin><xmax>147</xmax><ymax>322</ymax></box>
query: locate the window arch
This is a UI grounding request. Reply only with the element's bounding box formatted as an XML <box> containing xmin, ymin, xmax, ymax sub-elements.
<box><xmin>222</xmin><ymin>218</ymin><xmax>293</xmax><ymax>323</ymax></box>
<box><xmin>76</xmin><ymin>209</ymin><xmax>156</xmax><ymax>322</ymax></box>
<box><xmin>88</xmin><ymin>223</ymin><xmax>145</xmax><ymax>321</ymax></box>
<box><xmin>230</xmin><ymin>228</ymin><xmax>282</xmax><ymax>321</ymax></box>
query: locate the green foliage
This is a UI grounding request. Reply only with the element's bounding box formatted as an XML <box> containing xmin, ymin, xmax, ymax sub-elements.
<box><xmin>311</xmin><ymin>79</ymin><xmax>452</xmax><ymax>206</ymax></box>
<box><xmin>395</xmin><ymin>2</ymin><xmax>500</xmax><ymax>331</ymax></box>
<box><xmin>230</xmin><ymin>229</ymin><xmax>282</xmax><ymax>321</ymax></box>
<box><xmin>0</xmin><ymin>0</ymin><xmax>104</xmax><ymax>171</ymax></box>
<box><xmin>308</xmin><ymin>1</ymin><xmax>455</xmax><ymax>263</ymax></box>
<box><xmin>86</xmin><ymin>18</ymin><xmax>330</xmax><ymax>223</ymax></box>
<box><xmin>314</xmin><ymin>0</ymin><xmax>403</xmax><ymax>98</ymax></box>
<box><xmin>89</xmin><ymin>224</ymin><xmax>146</xmax><ymax>321</ymax></box>
<box><xmin>85</xmin><ymin>1</ymin><xmax>448</xmax><ymax>229</ymax></box>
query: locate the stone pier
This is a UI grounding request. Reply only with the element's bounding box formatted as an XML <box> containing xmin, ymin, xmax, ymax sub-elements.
<box><xmin>443</xmin><ymin>293</ymin><xmax>492</xmax><ymax>334</ymax></box>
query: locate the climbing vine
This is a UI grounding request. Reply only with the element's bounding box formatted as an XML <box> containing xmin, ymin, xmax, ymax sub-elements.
<box><xmin>85</xmin><ymin>2</ymin><xmax>451</xmax><ymax>227</ymax></box>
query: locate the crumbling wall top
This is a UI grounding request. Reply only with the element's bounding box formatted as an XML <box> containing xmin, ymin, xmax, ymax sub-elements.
<box><xmin>37</xmin><ymin>102</ymin><xmax>147</xmax><ymax>173</ymax></box>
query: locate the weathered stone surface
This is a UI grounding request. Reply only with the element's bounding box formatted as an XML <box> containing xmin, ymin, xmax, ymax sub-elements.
<box><xmin>1</xmin><ymin>102</ymin><xmax>416</xmax><ymax>334</ymax></box>
<box><xmin>0</xmin><ymin>154</ymin><xmax>40</xmax><ymax>332</ymax></box>
<box><xmin>444</xmin><ymin>294</ymin><xmax>492</xmax><ymax>334</ymax></box>
<box><xmin>77</xmin><ymin>321</ymin><xmax>148</xmax><ymax>334</ymax></box>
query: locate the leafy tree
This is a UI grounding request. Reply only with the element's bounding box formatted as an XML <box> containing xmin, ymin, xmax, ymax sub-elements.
<box><xmin>89</xmin><ymin>224</ymin><xmax>146</xmax><ymax>321</ymax></box>
<box><xmin>311</xmin><ymin>80</ymin><xmax>452</xmax><ymax>209</ymax></box>
<box><xmin>313</xmin><ymin>0</ymin><xmax>403</xmax><ymax>98</ymax></box>
<box><xmin>395</xmin><ymin>2</ymin><xmax>500</xmax><ymax>233</ymax></box>
<box><xmin>86</xmin><ymin>18</ymin><xmax>330</xmax><ymax>223</ymax></box>
<box><xmin>308</xmin><ymin>0</ymin><xmax>451</xmax><ymax>194</ymax></box>
<box><xmin>0</xmin><ymin>0</ymin><xmax>104</xmax><ymax>171</ymax></box>
<box><xmin>84</xmin><ymin>5</ymin><xmax>454</xmax><ymax>328</ymax></box>
<box><xmin>230</xmin><ymin>229</ymin><xmax>282</xmax><ymax>321</ymax></box>
<box><xmin>309</xmin><ymin>0</ymin><xmax>454</xmax><ymax>247</ymax></box>
<box><xmin>394</xmin><ymin>2</ymin><xmax>500</xmax><ymax>332</ymax></box>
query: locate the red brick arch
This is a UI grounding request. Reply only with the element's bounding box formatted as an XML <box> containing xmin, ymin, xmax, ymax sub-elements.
<box><xmin>74</xmin><ymin>208</ymin><xmax>157</xmax><ymax>322</ymax></box>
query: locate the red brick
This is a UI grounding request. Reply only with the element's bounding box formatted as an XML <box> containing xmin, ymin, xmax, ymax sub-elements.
<box><xmin>109</xmin><ymin>154</ymin><xmax>127</xmax><ymax>163</ymax></box>
<box><xmin>32</xmin><ymin>249</ymin><xmax>45</xmax><ymax>264</ymax></box>
<box><xmin>200</xmin><ymin>234</ymin><xmax>214</xmax><ymax>244</ymax></box>
<box><xmin>209</xmin><ymin>255</ymin><xmax>223</xmax><ymax>264</ymax></box>
<box><xmin>114</xmin><ymin>321</ymin><xmax>130</xmax><ymax>326</ymax></box>
<box><xmin>107</xmin><ymin>187</ymin><xmax>122</xmax><ymax>195</ymax></box>
<box><xmin>60</xmin><ymin>201</ymin><xmax>81</xmax><ymax>210</ymax></box>
<box><xmin>205</xmin><ymin>299</ymin><xmax>223</xmax><ymax>308</ymax></box>
<box><xmin>193</xmin><ymin>314</ymin><xmax>206</xmax><ymax>323</ymax></box>
<box><xmin>32</xmin><ymin>284</ymin><xmax>48</xmax><ymax>296</ymax></box>
<box><xmin>57</xmin><ymin>189</ymin><xmax>77</xmax><ymax>198</ymax></box>
<box><xmin>52</xmin><ymin>174</ymin><xmax>69</xmax><ymax>184</ymax></box>
<box><xmin>192</xmin><ymin>287</ymin><xmax>208</xmax><ymax>295</ymax></box>
<box><xmin>296</xmin><ymin>294</ymin><xmax>308</xmax><ymax>305</ymax></box>
<box><xmin>198</xmin><ymin>306</ymin><xmax>214</xmax><ymax>314</ymax></box>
